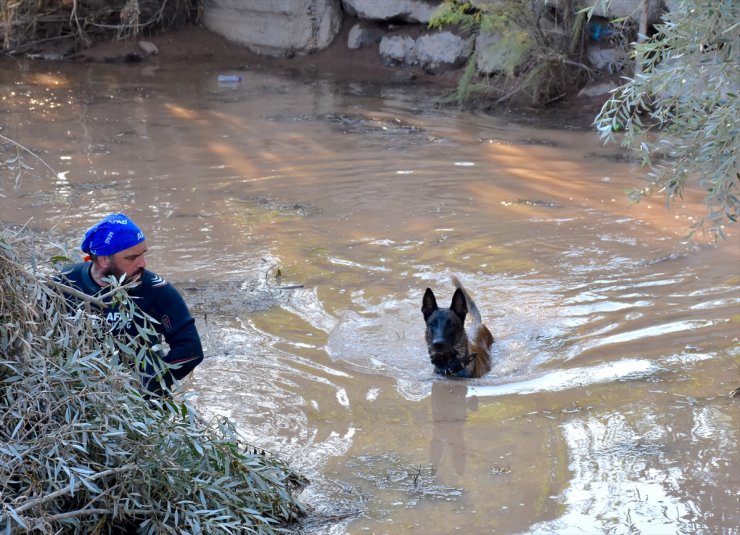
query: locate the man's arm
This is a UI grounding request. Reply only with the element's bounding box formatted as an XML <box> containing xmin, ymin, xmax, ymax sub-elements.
<box><xmin>161</xmin><ymin>315</ymin><xmax>203</xmax><ymax>381</ymax></box>
<box><xmin>144</xmin><ymin>281</ymin><xmax>204</xmax><ymax>391</ymax></box>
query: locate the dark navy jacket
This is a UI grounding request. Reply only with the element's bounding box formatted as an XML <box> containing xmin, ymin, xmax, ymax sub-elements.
<box><xmin>60</xmin><ymin>262</ymin><xmax>203</xmax><ymax>394</ymax></box>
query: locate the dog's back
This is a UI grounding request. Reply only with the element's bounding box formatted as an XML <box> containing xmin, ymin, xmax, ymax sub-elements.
<box><xmin>451</xmin><ymin>276</ymin><xmax>493</xmax><ymax>377</ymax></box>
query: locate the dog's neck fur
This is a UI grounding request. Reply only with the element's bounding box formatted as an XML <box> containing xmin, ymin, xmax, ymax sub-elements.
<box><xmin>434</xmin><ymin>334</ymin><xmax>475</xmax><ymax>377</ymax></box>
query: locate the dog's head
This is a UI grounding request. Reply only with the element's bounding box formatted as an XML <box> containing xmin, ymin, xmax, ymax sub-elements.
<box><xmin>422</xmin><ymin>287</ymin><xmax>468</xmax><ymax>370</ymax></box>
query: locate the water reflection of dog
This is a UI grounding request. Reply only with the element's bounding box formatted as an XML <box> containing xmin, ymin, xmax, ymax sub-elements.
<box><xmin>430</xmin><ymin>381</ymin><xmax>478</xmax><ymax>475</ymax></box>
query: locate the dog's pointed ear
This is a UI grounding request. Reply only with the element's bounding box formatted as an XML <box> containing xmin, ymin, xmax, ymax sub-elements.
<box><xmin>422</xmin><ymin>288</ymin><xmax>438</xmax><ymax>321</ymax></box>
<box><xmin>451</xmin><ymin>288</ymin><xmax>468</xmax><ymax>322</ymax></box>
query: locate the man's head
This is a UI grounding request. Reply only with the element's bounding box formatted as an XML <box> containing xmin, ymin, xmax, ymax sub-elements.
<box><xmin>81</xmin><ymin>213</ymin><xmax>147</xmax><ymax>282</ymax></box>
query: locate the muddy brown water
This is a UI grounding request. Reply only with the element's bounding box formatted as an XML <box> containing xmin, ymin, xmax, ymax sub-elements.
<box><xmin>1</xmin><ymin>58</ymin><xmax>738</xmax><ymax>534</ymax></box>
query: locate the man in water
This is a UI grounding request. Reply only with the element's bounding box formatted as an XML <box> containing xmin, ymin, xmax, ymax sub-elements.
<box><xmin>60</xmin><ymin>213</ymin><xmax>203</xmax><ymax>396</ymax></box>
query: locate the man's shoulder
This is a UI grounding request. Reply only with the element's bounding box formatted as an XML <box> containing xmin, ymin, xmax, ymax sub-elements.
<box><xmin>58</xmin><ymin>262</ymin><xmax>89</xmax><ymax>285</ymax></box>
<box><xmin>60</xmin><ymin>262</ymin><xmax>86</xmax><ymax>277</ymax></box>
<box><xmin>138</xmin><ymin>270</ymin><xmax>190</xmax><ymax>314</ymax></box>
<box><xmin>140</xmin><ymin>270</ymin><xmax>171</xmax><ymax>290</ymax></box>
<box><xmin>57</xmin><ymin>262</ymin><xmax>100</xmax><ymax>297</ymax></box>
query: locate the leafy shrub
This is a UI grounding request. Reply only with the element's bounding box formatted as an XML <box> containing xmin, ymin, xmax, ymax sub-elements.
<box><xmin>0</xmin><ymin>225</ymin><xmax>307</xmax><ymax>534</ymax></box>
<box><xmin>430</xmin><ymin>0</ymin><xmax>591</xmax><ymax>105</ymax></box>
<box><xmin>594</xmin><ymin>0</ymin><xmax>739</xmax><ymax>238</ymax></box>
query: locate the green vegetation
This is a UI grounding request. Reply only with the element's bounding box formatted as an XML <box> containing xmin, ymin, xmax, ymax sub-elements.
<box><xmin>0</xmin><ymin>225</ymin><xmax>306</xmax><ymax>533</ymax></box>
<box><xmin>429</xmin><ymin>0</ymin><xmax>592</xmax><ymax>105</ymax></box>
<box><xmin>594</xmin><ymin>0</ymin><xmax>738</xmax><ymax>238</ymax></box>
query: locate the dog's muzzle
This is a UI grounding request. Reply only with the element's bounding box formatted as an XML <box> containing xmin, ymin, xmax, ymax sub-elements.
<box><xmin>429</xmin><ymin>351</ymin><xmax>452</xmax><ymax>368</ymax></box>
<box><xmin>431</xmin><ymin>341</ymin><xmax>448</xmax><ymax>353</ymax></box>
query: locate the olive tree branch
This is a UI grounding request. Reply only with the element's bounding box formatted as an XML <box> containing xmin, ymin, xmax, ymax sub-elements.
<box><xmin>12</xmin><ymin>464</ymin><xmax>138</xmax><ymax>515</ymax></box>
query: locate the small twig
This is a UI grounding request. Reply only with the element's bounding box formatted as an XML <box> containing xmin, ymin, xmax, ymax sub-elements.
<box><xmin>46</xmin><ymin>280</ymin><xmax>107</xmax><ymax>308</ymax></box>
<box><xmin>0</xmin><ymin>133</ymin><xmax>59</xmax><ymax>179</ymax></box>
<box><xmin>411</xmin><ymin>465</ymin><xmax>422</xmax><ymax>486</ymax></box>
<box><xmin>86</xmin><ymin>17</ymin><xmax>157</xmax><ymax>30</ymax></box>
<box><xmin>43</xmin><ymin>508</ymin><xmax>113</xmax><ymax>522</ymax></box>
<box><xmin>42</xmin><ymin>506</ymin><xmax>153</xmax><ymax>523</ymax></box>
<box><xmin>560</xmin><ymin>58</ymin><xmax>593</xmax><ymax>73</ymax></box>
<box><xmin>5</xmin><ymin>34</ymin><xmax>75</xmax><ymax>54</ymax></box>
<box><xmin>264</xmin><ymin>263</ymin><xmax>281</xmax><ymax>285</ymax></box>
<box><xmin>634</xmin><ymin>0</ymin><xmax>649</xmax><ymax>76</ymax></box>
<box><xmin>69</xmin><ymin>0</ymin><xmax>91</xmax><ymax>47</ymax></box>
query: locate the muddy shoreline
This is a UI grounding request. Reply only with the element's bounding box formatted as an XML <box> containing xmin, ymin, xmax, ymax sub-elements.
<box><xmin>42</xmin><ymin>24</ymin><xmax>608</xmax><ymax>127</ymax></box>
<box><xmin>69</xmin><ymin>25</ymin><xmax>459</xmax><ymax>84</ymax></box>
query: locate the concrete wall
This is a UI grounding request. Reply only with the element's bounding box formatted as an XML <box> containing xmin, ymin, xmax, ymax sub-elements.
<box><xmin>203</xmin><ymin>0</ymin><xmax>343</xmax><ymax>57</ymax></box>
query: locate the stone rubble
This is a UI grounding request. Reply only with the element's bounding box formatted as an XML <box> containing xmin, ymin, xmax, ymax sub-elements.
<box><xmin>203</xmin><ymin>0</ymin><xmax>672</xmax><ymax>99</ymax></box>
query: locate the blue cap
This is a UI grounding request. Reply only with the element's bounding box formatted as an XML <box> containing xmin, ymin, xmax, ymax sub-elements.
<box><xmin>81</xmin><ymin>213</ymin><xmax>146</xmax><ymax>256</ymax></box>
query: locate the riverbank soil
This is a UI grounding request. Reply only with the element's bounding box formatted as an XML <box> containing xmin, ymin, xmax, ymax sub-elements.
<box><xmin>71</xmin><ymin>23</ymin><xmax>609</xmax><ymax>122</ymax></box>
<box><xmin>75</xmin><ymin>24</ymin><xmax>460</xmax><ymax>86</ymax></box>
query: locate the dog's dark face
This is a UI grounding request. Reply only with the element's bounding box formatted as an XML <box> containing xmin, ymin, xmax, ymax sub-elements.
<box><xmin>422</xmin><ymin>287</ymin><xmax>468</xmax><ymax>370</ymax></box>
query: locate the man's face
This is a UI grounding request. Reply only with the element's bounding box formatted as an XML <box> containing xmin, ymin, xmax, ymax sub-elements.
<box><xmin>104</xmin><ymin>241</ymin><xmax>148</xmax><ymax>282</ymax></box>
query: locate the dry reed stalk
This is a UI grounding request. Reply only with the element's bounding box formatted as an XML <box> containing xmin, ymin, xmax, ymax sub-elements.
<box><xmin>1</xmin><ymin>0</ymin><xmax>201</xmax><ymax>56</ymax></box>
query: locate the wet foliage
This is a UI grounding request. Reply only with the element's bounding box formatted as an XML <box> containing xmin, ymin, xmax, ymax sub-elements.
<box><xmin>594</xmin><ymin>0</ymin><xmax>739</xmax><ymax>238</ymax></box>
<box><xmin>0</xmin><ymin>224</ymin><xmax>307</xmax><ymax>533</ymax></box>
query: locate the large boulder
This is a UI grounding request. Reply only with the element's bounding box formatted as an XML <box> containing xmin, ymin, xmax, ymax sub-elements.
<box><xmin>589</xmin><ymin>0</ymin><xmax>665</xmax><ymax>24</ymax></box>
<box><xmin>203</xmin><ymin>0</ymin><xmax>343</xmax><ymax>57</ymax></box>
<box><xmin>347</xmin><ymin>22</ymin><xmax>385</xmax><ymax>50</ymax></box>
<box><xmin>475</xmin><ymin>29</ymin><xmax>532</xmax><ymax>76</ymax></box>
<box><xmin>415</xmin><ymin>31</ymin><xmax>469</xmax><ymax>68</ymax></box>
<box><xmin>379</xmin><ymin>31</ymin><xmax>468</xmax><ymax>68</ymax></box>
<box><xmin>528</xmin><ymin>0</ymin><xmax>665</xmax><ymax>24</ymax></box>
<box><xmin>577</xmin><ymin>80</ymin><xmax>619</xmax><ymax>99</ymax></box>
<box><xmin>379</xmin><ymin>34</ymin><xmax>417</xmax><ymax>64</ymax></box>
<box><xmin>341</xmin><ymin>0</ymin><xmax>442</xmax><ymax>23</ymax></box>
<box><xmin>586</xmin><ymin>43</ymin><xmax>628</xmax><ymax>73</ymax></box>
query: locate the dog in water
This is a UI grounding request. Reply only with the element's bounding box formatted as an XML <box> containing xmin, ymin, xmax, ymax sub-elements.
<box><xmin>422</xmin><ymin>276</ymin><xmax>494</xmax><ymax>378</ymax></box>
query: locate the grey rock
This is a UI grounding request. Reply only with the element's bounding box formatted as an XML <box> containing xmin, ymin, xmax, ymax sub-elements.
<box><xmin>347</xmin><ymin>23</ymin><xmax>385</xmax><ymax>50</ymax></box>
<box><xmin>415</xmin><ymin>31</ymin><xmax>469</xmax><ymax>67</ymax></box>
<box><xmin>342</xmin><ymin>0</ymin><xmax>441</xmax><ymax>23</ymax></box>
<box><xmin>577</xmin><ymin>81</ymin><xmax>618</xmax><ymax>98</ymax></box>
<box><xmin>203</xmin><ymin>0</ymin><xmax>342</xmax><ymax>57</ymax></box>
<box><xmin>546</xmin><ymin>0</ymin><xmax>665</xmax><ymax>24</ymax></box>
<box><xmin>379</xmin><ymin>34</ymin><xmax>417</xmax><ymax>64</ymax></box>
<box><xmin>586</xmin><ymin>44</ymin><xmax>628</xmax><ymax>73</ymax></box>
<box><xmin>475</xmin><ymin>29</ymin><xmax>530</xmax><ymax>76</ymax></box>
<box><xmin>138</xmin><ymin>40</ymin><xmax>159</xmax><ymax>56</ymax></box>
<box><xmin>588</xmin><ymin>0</ymin><xmax>664</xmax><ymax>24</ymax></box>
